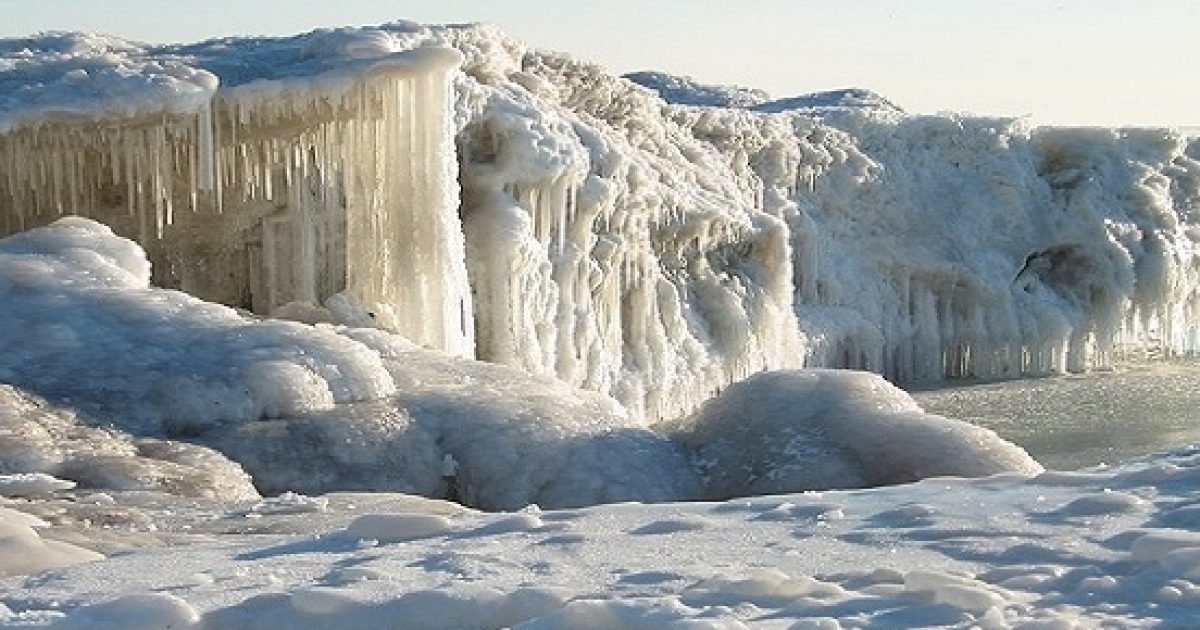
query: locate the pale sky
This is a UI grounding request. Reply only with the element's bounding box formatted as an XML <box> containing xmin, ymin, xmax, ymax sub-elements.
<box><xmin>2</xmin><ymin>0</ymin><xmax>1197</xmax><ymax>128</ymax></box>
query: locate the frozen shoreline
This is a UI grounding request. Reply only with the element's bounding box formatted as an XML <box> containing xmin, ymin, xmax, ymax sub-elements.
<box><xmin>913</xmin><ymin>358</ymin><xmax>1200</xmax><ymax>470</ymax></box>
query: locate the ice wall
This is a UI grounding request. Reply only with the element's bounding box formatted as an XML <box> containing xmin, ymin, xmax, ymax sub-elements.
<box><xmin>452</xmin><ymin>45</ymin><xmax>806</xmax><ymax>421</ymax></box>
<box><xmin>2</xmin><ymin>23</ymin><xmax>1199</xmax><ymax>424</ymax></box>
<box><xmin>0</xmin><ymin>32</ymin><xmax>473</xmax><ymax>357</ymax></box>
<box><xmin>446</xmin><ymin>36</ymin><xmax>1200</xmax><ymax>415</ymax></box>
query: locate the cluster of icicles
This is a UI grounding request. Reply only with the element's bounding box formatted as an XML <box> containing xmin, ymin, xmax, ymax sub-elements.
<box><xmin>0</xmin><ymin>50</ymin><xmax>474</xmax><ymax>358</ymax></box>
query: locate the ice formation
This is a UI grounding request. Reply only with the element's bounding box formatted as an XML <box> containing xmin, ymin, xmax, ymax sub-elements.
<box><xmin>452</xmin><ymin>48</ymin><xmax>1200</xmax><ymax>416</ymax></box>
<box><xmin>665</xmin><ymin>369</ymin><xmax>1042</xmax><ymax>499</ymax></box>
<box><xmin>0</xmin><ymin>30</ymin><xmax>473</xmax><ymax>356</ymax></box>
<box><xmin>3</xmin><ymin>23</ymin><xmax>1199</xmax><ymax>422</ymax></box>
<box><xmin>0</xmin><ymin>218</ymin><xmax>1040</xmax><ymax>510</ymax></box>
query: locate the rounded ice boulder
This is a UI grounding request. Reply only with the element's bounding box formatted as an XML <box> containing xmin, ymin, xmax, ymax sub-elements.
<box><xmin>665</xmin><ymin>369</ymin><xmax>1043</xmax><ymax>498</ymax></box>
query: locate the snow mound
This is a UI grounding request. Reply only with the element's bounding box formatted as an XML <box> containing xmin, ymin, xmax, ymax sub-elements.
<box><xmin>667</xmin><ymin>369</ymin><xmax>1043</xmax><ymax>498</ymax></box>
<box><xmin>0</xmin><ymin>506</ymin><xmax>103</xmax><ymax>578</ymax></box>
<box><xmin>0</xmin><ymin>474</ymin><xmax>74</xmax><ymax>498</ymax></box>
<box><xmin>0</xmin><ymin>217</ymin><xmax>396</xmax><ymax>432</ymax></box>
<box><xmin>343</xmin><ymin>513</ymin><xmax>453</xmax><ymax>543</ymax></box>
<box><xmin>37</xmin><ymin>593</ymin><xmax>199</xmax><ymax>630</ymax></box>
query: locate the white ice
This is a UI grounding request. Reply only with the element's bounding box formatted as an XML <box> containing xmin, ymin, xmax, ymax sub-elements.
<box><xmin>0</xmin><ymin>218</ymin><xmax>1036</xmax><ymax>511</ymax></box>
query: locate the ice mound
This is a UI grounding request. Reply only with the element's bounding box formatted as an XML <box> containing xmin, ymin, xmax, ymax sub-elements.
<box><xmin>0</xmin><ymin>218</ymin><xmax>1035</xmax><ymax>511</ymax></box>
<box><xmin>752</xmin><ymin>87</ymin><xmax>904</xmax><ymax>116</ymax></box>
<box><xmin>623</xmin><ymin>70</ymin><xmax>771</xmax><ymax>108</ymax></box>
<box><xmin>206</xmin><ymin>343</ymin><xmax>706</xmax><ymax>511</ymax></box>
<box><xmin>0</xmin><ymin>217</ymin><xmax>396</xmax><ymax>432</ymax></box>
<box><xmin>376</xmin><ymin>346</ymin><xmax>704</xmax><ymax>510</ymax></box>
<box><xmin>666</xmin><ymin>369</ymin><xmax>1043</xmax><ymax>498</ymax></box>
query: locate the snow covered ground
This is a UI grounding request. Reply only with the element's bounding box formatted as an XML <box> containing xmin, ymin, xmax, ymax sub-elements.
<box><xmin>3</xmin><ymin>447</ymin><xmax>1200</xmax><ymax>628</ymax></box>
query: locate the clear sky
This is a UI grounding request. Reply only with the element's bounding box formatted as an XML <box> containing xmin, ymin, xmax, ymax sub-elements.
<box><xmin>2</xmin><ymin>0</ymin><xmax>1197</xmax><ymax>128</ymax></box>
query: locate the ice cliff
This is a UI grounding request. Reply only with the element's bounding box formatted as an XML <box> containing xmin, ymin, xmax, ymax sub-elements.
<box><xmin>2</xmin><ymin>22</ymin><xmax>1199</xmax><ymax>425</ymax></box>
<box><xmin>445</xmin><ymin>26</ymin><xmax>1200</xmax><ymax>419</ymax></box>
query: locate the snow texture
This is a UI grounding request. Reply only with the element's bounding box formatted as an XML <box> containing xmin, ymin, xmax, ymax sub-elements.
<box><xmin>2</xmin><ymin>447</ymin><xmax>1200</xmax><ymax>628</ymax></box>
<box><xmin>0</xmin><ymin>219</ymin><xmax>1036</xmax><ymax>511</ymax></box>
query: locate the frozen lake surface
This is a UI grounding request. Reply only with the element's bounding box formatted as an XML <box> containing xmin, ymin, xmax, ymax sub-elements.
<box><xmin>911</xmin><ymin>358</ymin><xmax>1200</xmax><ymax>470</ymax></box>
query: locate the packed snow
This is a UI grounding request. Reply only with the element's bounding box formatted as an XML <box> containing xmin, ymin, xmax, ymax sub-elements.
<box><xmin>1</xmin><ymin>18</ymin><xmax>1199</xmax><ymax>630</ymax></box>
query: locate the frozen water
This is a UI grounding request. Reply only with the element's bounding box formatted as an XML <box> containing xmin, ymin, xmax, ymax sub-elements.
<box><xmin>0</xmin><ymin>20</ymin><xmax>1198</xmax><ymax>628</ymax></box>
<box><xmin>912</xmin><ymin>359</ymin><xmax>1200</xmax><ymax>469</ymax></box>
